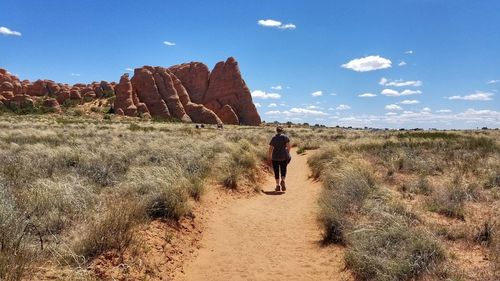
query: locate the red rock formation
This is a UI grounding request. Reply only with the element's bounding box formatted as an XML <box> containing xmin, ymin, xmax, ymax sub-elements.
<box><xmin>0</xmin><ymin>57</ymin><xmax>261</xmax><ymax>125</ymax></box>
<box><xmin>217</xmin><ymin>104</ymin><xmax>239</xmax><ymax>125</ymax></box>
<box><xmin>152</xmin><ymin>68</ymin><xmax>191</xmax><ymax>122</ymax></box>
<box><xmin>131</xmin><ymin>68</ymin><xmax>171</xmax><ymax>119</ymax></box>
<box><xmin>169</xmin><ymin>62</ymin><xmax>210</xmax><ymax>104</ymax></box>
<box><xmin>204</xmin><ymin>57</ymin><xmax>261</xmax><ymax>126</ymax></box>
<box><xmin>43</xmin><ymin>98</ymin><xmax>61</xmax><ymax>113</ymax></box>
<box><xmin>114</xmin><ymin>74</ymin><xmax>137</xmax><ymax>117</ymax></box>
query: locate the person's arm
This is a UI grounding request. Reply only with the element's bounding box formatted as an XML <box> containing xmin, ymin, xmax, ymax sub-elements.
<box><xmin>268</xmin><ymin>145</ymin><xmax>274</xmax><ymax>164</ymax></box>
<box><xmin>286</xmin><ymin>142</ymin><xmax>291</xmax><ymax>152</ymax></box>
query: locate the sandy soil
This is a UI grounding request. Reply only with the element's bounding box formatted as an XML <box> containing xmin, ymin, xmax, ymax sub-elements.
<box><xmin>177</xmin><ymin>149</ymin><xmax>352</xmax><ymax>281</ymax></box>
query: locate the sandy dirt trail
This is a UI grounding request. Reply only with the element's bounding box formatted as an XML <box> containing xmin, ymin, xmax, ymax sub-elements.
<box><xmin>179</xmin><ymin>149</ymin><xmax>352</xmax><ymax>281</ymax></box>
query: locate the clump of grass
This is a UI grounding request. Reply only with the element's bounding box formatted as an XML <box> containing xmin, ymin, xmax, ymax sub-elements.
<box><xmin>0</xmin><ymin>187</ymin><xmax>33</xmax><ymax>281</ymax></box>
<box><xmin>428</xmin><ymin>177</ymin><xmax>478</xmax><ymax>220</ymax></box>
<box><xmin>219</xmin><ymin>140</ymin><xmax>258</xmax><ymax>190</ymax></box>
<box><xmin>319</xmin><ymin>163</ymin><xmax>376</xmax><ymax>243</ymax></box>
<box><xmin>73</xmin><ymin>200</ymin><xmax>143</xmax><ymax>261</ymax></box>
<box><xmin>345</xmin><ymin>219</ymin><xmax>445</xmax><ymax>281</ymax></box>
<box><xmin>400</xmin><ymin>175</ymin><xmax>433</xmax><ymax>195</ymax></box>
<box><xmin>145</xmin><ymin>187</ymin><xmax>190</xmax><ymax>220</ymax></box>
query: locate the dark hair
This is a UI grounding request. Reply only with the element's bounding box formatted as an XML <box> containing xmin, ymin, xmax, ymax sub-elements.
<box><xmin>276</xmin><ymin>126</ymin><xmax>284</xmax><ymax>133</ymax></box>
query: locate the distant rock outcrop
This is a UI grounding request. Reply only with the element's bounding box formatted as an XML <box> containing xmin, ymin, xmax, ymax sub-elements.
<box><xmin>0</xmin><ymin>57</ymin><xmax>261</xmax><ymax>125</ymax></box>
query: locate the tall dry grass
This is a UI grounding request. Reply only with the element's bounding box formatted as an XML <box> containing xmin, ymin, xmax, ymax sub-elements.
<box><xmin>0</xmin><ymin>115</ymin><xmax>270</xmax><ymax>279</ymax></box>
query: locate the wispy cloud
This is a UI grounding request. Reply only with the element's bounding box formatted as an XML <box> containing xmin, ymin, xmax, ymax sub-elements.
<box><xmin>381</xmin><ymin>89</ymin><xmax>422</xmax><ymax>97</ymax></box>
<box><xmin>341</xmin><ymin>55</ymin><xmax>392</xmax><ymax>72</ymax></box>
<box><xmin>487</xmin><ymin>79</ymin><xmax>499</xmax><ymax>84</ymax></box>
<box><xmin>385</xmin><ymin>104</ymin><xmax>403</xmax><ymax>111</ymax></box>
<box><xmin>336</xmin><ymin>104</ymin><xmax>351</xmax><ymax>110</ymax></box>
<box><xmin>398</xmin><ymin>61</ymin><xmax>407</xmax><ymax>66</ymax></box>
<box><xmin>125</xmin><ymin>68</ymin><xmax>134</xmax><ymax>72</ymax></box>
<box><xmin>358</xmin><ymin>93</ymin><xmax>376</xmax><ymax>98</ymax></box>
<box><xmin>379</xmin><ymin>77</ymin><xmax>422</xmax><ymax>87</ymax></box>
<box><xmin>0</xmin><ymin>26</ymin><xmax>21</xmax><ymax>36</ymax></box>
<box><xmin>437</xmin><ymin>109</ymin><xmax>451</xmax><ymax>113</ymax></box>
<box><xmin>254</xmin><ymin>103</ymin><xmax>261</xmax><ymax>108</ymax></box>
<box><xmin>448</xmin><ymin>91</ymin><xmax>494</xmax><ymax>101</ymax></box>
<box><xmin>405</xmin><ymin>50</ymin><xmax>414</xmax><ymax>54</ymax></box>
<box><xmin>258</xmin><ymin>19</ymin><xmax>296</xmax><ymax>30</ymax></box>
<box><xmin>70</xmin><ymin>73</ymin><xmax>81</xmax><ymax>77</ymax></box>
<box><xmin>400</xmin><ymin>100</ymin><xmax>420</xmax><ymax>105</ymax></box>
<box><xmin>270</xmin><ymin>85</ymin><xmax>283</xmax><ymax>90</ymax></box>
<box><xmin>268</xmin><ymin>103</ymin><xmax>277</xmax><ymax>107</ymax></box>
<box><xmin>265</xmin><ymin>107</ymin><xmax>328</xmax><ymax>117</ymax></box>
<box><xmin>251</xmin><ymin>90</ymin><xmax>281</xmax><ymax>99</ymax></box>
<box><xmin>163</xmin><ymin>41</ymin><xmax>176</xmax><ymax>46</ymax></box>
<box><xmin>311</xmin><ymin>90</ymin><xmax>323</xmax><ymax>97</ymax></box>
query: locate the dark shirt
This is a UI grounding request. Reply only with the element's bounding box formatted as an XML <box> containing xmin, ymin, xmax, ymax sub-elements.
<box><xmin>269</xmin><ymin>133</ymin><xmax>290</xmax><ymax>161</ymax></box>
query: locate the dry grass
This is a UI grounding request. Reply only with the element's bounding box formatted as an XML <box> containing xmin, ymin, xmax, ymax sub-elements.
<box><xmin>308</xmin><ymin>129</ymin><xmax>500</xmax><ymax>280</ymax></box>
<box><xmin>0</xmin><ymin>114</ymin><xmax>270</xmax><ymax>280</ymax></box>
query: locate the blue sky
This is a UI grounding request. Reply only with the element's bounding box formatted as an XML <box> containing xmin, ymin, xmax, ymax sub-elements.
<box><xmin>1</xmin><ymin>0</ymin><xmax>499</xmax><ymax>128</ymax></box>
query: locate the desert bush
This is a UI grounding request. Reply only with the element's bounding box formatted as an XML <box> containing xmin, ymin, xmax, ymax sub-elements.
<box><xmin>319</xmin><ymin>163</ymin><xmax>376</xmax><ymax>243</ymax></box>
<box><xmin>307</xmin><ymin>146</ymin><xmax>343</xmax><ymax>179</ymax></box>
<box><xmin>0</xmin><ymin>187</ymin><xmax>32</xmax><ymax>281</ymax></box>
<box><xmin>399</xmin><ymin>175</ymin><xmax>433</xmax><ymax>195</ymax></box>
<box><xmin>345</xmin><ymin>218</ymin><xmax>445</xmax><ymax>281</ymax></box>
<box><xmin>428</xmin><ymin>177</ymin><xmax>479</xmax><ymax>220</ymax></box>
<box><xmin>145</xmin><ymin>187</ymin><xmax>190</xmax><ymax>220</ymax></box>
<box><xmin>73</xmin><ymin>200</ymin><xmax>143</xmax><ymax>261</ymax></box>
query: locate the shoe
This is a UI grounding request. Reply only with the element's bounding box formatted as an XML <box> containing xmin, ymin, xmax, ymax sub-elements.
<box><xmin>280</xmin><ymin>180</ymin><xmax>286</xmax><ymax>191</ymax></box>
<box><xmin>275</xmin><ymin>185</ymin><xmax>281</xmax><ymax>192</ymax></box>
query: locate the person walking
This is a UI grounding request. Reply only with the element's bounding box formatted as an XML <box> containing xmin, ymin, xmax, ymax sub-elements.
<box><xmin>268</xmin><ymin>126</ymin><xmax>291</xmax><ymax>192</ymax></box>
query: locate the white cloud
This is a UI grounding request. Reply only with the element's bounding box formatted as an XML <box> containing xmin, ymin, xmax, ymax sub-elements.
<box><xmin>405</xmin><ymin>50</ymin><xmax>414</xmax><ymax>54</ymax></box>
<box><xmin>265</xmin><ymin>110</ymin><xmax>281</xmax><ymax>115</ymax></box>
<box><xmin>254</xmin><ymin>103</ymin><xmax>261</xmax><ymax>108</ymax></box>
<box><xmin>421</xmin><ymin>107</ymin><xmax>431</xmax><ymax>112</ymax></box>
<box><xmin>381</xmin><ymin>89</ymin><xmax>422</xmax><ymax>97</ymax></box>
<box><xmin>358</xmin><ymin>93</ymin><xmax>376</xmax><ymax>98</ymax></box>
<box><xmin>487</xmin><ymin>79</ymin><xmax>499</xmax><ymax>84</ymax></box>
<box><xmin>279</xmin><ymin>23</ymin><xmax>296</xmax><ymax>30</ymax></box>
<box><xmin>163</xmin><ymin>41</ymin><xmax>176</xmax><ymax>46</ymax></box>
<box><xmin>125</xmin><ymin>68</ymin><xmax>134</xmax><ymax>72</ymax></box>
<box><xmin>400</xmin><ymin>100</ymin><xmax>420</xmax><ymax>105</ymax></box>
<box><xmin>251</xmin><ymin>90</ymin><xmax>281</xmax><ymax>99</ymax></box>
<box><xmin>437</xmin><ymin>109</ymin><xmax>451</xmax><ymax>113</ymax></box>
<box><xmin>258</xmin><ymin>19</ymin><xmax>282</xmax><ymax>27</ymax></box>
<box><xmin>341</xmin><ymin>55</ymin><xmax>392</xmax><ymax>72</ymax></box>
<box><xmin>329</xmin><ymin>93</ymin><xmax>337</xmax><ymax>96</ymax></box>
<box><xmin>385</xmin><ymin>104</ymin><xmax>403</xmax><ymax>111</ymax></box>
<box><xmin>307</xmin><ymin>105</ymin><xmax>321</xmax><ymax>109</ymax></box>
<box><xmin>258</xmin><ymin>19</ymin><xmax>296</xmax><ymax>30</ymax></box>
<box><xmin>379</xmin><ymin>77</ymin><xmax>422</xmax><ymax>87</ymax></box>
<box><xmin>386</xmin><ymin>112</ymin><xmax>398</xmax><ymax>116</ymax></box>
<box><xmin>336</xmin><ymin>104</ymin><xmax>351</xmax><ymax>110</ymax></box>
<box><xmin>398</xmin><ymin>61</ymin><xmax>407</xmax><ymax>66</ymax></box>
<box><xmin>270</xmin><ymin>85</ymin><xmax>283</xmax><ymax>90</ymax></box>
<box><xmin>268</xmin><ymin>103</ymin><xmax>277</xmax><ymax>107</ymax></box>
<box><xmin>0</xmin><ymin>26</ymin><xmax>21</xmax><ymax>36</ymax></box>
<box><xmin>448</xmin><ymin>91</ymin><xmax>494</xmax><ymax>101</ymax></box>
<box><xmin>266</xmin><ymin>107</ymin><xmax>328</xmax><ymax>117</ymax></box>
<box><xmin>70</xmin><ymin>73</ymin><xmax>81</xmax><ymax>77</ymax></box>
<box><xmin>311</xmin><ymin>90</ymin><xmax>323</xmax><ymax>97</ymax></box>
<box><xmin>289</xmin><ymin>107</ymin><xmax>327</xmax><ymax>116</ymax></box>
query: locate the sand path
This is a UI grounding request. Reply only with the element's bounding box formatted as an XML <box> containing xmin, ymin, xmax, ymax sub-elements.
<box><xmin>179</xmin><ymin>149</ymin><xmax>351</xmax><ymax>281</ymax></box>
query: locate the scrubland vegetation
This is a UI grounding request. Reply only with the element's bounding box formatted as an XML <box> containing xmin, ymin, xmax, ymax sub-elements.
<box><xmin>1</xmin><ymin>112</ymin><xmax>498</xmax><ymax>280</ymax></box>
<box><xmin>309</xmin><ymin>129</ymin><xmax>500</xmax><ymax>280</ymax></box>
<box><xmin>0</xmin><ymin>115</ymin><xmax>272</xmax><ymax>280</ymax></box>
